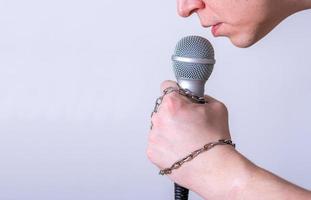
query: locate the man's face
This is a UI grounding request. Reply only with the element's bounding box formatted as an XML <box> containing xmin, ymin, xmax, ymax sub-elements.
<box><xmin>177</xmin><ymin>0</ymin><xmax>295</xmax><ymax>47</ymax></box>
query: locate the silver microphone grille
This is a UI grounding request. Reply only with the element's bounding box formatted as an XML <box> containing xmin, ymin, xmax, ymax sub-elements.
<box><xmin>172</xmin><ymin>35</ymin><xmax>215</xmax><ymax>80</ymax></box>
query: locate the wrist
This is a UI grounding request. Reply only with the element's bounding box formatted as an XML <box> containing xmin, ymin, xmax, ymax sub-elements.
<box><xmin>171</xmin><ymin>145</ymin><xmax>257</xmax><ymax>200</ymax></box>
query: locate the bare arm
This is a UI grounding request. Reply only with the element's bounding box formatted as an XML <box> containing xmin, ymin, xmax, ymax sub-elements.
<box><xmin>188</xmin><ymin>148</ymin><xmax>311</xmax><ymax>200</ymax></box>
<box><xmin>239</xmin><ymin>165</ymin><xmax>311</xmax><ymax>200</ymax></box>
<box><xmin>147</xmin><ymin>80</ymin><xmax>311</xmax><ymax>200</ymax></box>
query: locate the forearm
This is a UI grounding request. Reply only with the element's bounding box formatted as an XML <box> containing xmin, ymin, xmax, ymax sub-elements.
<box><xmin>239</xmin><ymin>166</ymin><xmax>311</xmax><ymax>200</ymax></box>
<box><xmin>181</xmin><ymin>147</ymin><xmax>257</xmax><ymax>200</ymax></box>
<box><xmin>188</xmin><ymin>148</ymin><xmax>311</xmax><ymax>200</ymax></box>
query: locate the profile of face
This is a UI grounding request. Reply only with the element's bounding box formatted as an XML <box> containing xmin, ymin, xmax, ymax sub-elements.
<box><xmin>177</xmin><ymin>0</ymin><xmax>305</xmax><ymax>47</ymax></box>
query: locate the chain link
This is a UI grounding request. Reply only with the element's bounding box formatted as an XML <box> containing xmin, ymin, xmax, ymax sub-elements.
<box><xmin>150</xmin><ymin>87</ymin><xmax>180</xmax><ymax>129</ymax></box>
<box><xmin>159</xmin><ymin>139</ymin><xmax>236</xmax><ymax>175</ymax></box>
<box><xmin>150</xmin><ymin>85</ymin><xmax>206</xmax><ymax>130</ymax></box>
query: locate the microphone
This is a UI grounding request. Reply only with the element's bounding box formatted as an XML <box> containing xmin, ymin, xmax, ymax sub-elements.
<box><xmin>171</xmin><ymin>35</ymin><xmax>216</xmax><ymax>200</ymax></box>
<box><xmin>172</xmin><ymin>35</ymin><xmax>215</xmax><ymax>97</ymax></box>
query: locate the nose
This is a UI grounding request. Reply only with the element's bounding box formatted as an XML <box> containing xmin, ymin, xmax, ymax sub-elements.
<box><xmin>177</xmin><ymin>0</ymin><xmax>205</xmax><ymax>17</ymax></box>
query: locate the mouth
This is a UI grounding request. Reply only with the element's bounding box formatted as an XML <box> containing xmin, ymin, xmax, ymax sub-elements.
<box><xmin>211</xmin><ymin>23</ymin><xmax>223</xmax><ymax>36</ymax></box>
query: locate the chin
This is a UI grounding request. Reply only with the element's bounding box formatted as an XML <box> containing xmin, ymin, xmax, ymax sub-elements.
<box><xmin>229</xmin><ymin>35</ymin><xmax>258</xmax><ymax>48</ymax></box>
<box><xmin>229</xmin><ymin>31</ymin><xmax>260</xmax><ymax>48</ymax></box>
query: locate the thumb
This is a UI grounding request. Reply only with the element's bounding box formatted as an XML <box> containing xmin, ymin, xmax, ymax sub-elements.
<box><xmin>160</xmin><ymin>80</ymin><xmax>179</xmax><ymax>93</ymax></box>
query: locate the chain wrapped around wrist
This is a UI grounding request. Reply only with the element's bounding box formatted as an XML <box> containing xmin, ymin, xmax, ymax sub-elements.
<box><xmin>159</xmin><ymin>139</ymin><xmax>236</xmax><ymax>175</ymax></box>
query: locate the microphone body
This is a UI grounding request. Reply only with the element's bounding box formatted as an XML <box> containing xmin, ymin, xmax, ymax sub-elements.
<box><xmin>171</xmin><ymin>35</ymin><xmax>216</xmax><ymax>200</ymax></box>
<box><xmin>177</xmin><ymin>79</ymin><xmax>206</xmax><ymax>97</ymax></box>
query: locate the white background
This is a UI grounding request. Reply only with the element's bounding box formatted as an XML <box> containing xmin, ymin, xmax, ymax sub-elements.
<box><xmin>0</xmin><ymin>0</ymin><xmax>310</xmax><ymax>199</ymax></box>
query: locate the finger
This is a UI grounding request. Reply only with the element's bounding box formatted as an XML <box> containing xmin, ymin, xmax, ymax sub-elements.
<box><xmin>160</xmin><ymin>80</ymin><xmax>178</xmax><ymax>93</ymax></box>
<box><xmin>160</xmin><ymin>80</ymin><xmax>192</xmax><ymax>103</ymax></box>
<box><xmin>158</xmin><ymin>81</ymin><xmax>192</xmax><ymax>114</ymax></box>
<box><xmin>160</xmin><ymin>80</ymin><xmax>185</xmax><ymax>101</ymax></box>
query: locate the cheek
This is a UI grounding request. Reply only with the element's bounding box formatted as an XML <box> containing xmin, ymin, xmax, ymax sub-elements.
<box><xmin>216</xmin><ymin>0</ymin><xmax>263</xmax><ymax>26</ymax></box>
<box><xmin>222</xmin><ymin>10</ymin><xmax>251</xmax><ymax>26</ymax></box>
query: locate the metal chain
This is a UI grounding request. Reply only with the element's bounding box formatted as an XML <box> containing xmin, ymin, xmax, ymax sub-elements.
<box><xmin>150</xmin><ymin>87</ymin><xmax>179</xmax><ymax>129</ymax></box>
<box><xmin>159</xmin><ymin>139</ymin><xmax>236</xmax><ymax>175</ymax></box>
<box><xmin>150</xmin><ymin>85</ymin><xmax>206</xmax><ymax>130</ymax></box>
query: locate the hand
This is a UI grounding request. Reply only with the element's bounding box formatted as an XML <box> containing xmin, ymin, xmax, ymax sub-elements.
<box><xmin>147</xmin><ymin>80</ymin><xmax>254</xmax><ymax>199</ymax></box>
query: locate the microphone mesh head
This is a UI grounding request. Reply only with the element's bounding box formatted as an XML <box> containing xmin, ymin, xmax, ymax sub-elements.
<box><xmin>172</xmin><ymin>36</ymin><xmax>215</xmax><ymax>80</ymax></box>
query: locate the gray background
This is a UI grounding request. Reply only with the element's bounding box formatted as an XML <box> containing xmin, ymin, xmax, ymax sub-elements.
<box><xmin>0</xmin><ymin>0</ymin><xmax>310</xmax><ymax>199</ymax></box>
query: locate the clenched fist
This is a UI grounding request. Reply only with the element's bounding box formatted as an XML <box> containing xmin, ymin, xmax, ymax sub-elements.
<box><xmin>147</xmin><ymin>80</ymin><xmax>254</xmax><ymax>199</ymax></box>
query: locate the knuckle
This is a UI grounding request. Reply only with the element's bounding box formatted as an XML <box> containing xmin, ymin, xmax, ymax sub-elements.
<box><xmin>148</xmin><ymin>132</ymin><xmax>157</xmax><ymax>144</ymax></box>
<box><xmin>213</xmin><ymin>101</ymin><xmax>228</xmax><ymax>114</ymax></box>
<box><xmin>146</xmin><ymin>148</ymin><xmax>154</xmax><ymax>161</ymax></box>
<box><xmin>160</xmin><ymin>80</ymin><xmax>177</xmax><ymax>92</ymax></box>
<box><xmin>146</xmin><ymin>147</ymin><xmax>158</xmax><ymax>165</ymax></box>
<box><xmin>160</xmin><ymin>81</ymin><xmax>168</xmax><ymax>91</ymax></box>
<box><xmin>162</xmin><ymin>94</ymin><xmax>181</xmax><ymax>115</ymax></box>
<box><xmin>166</xmin><ymin>91</ymin><xmax>179</xmax><ymax>100</ymax></box>
<box><xmin>151</xmin><ymin>114</ymin><xmax>162</xmax><ymax>128</ymax></box>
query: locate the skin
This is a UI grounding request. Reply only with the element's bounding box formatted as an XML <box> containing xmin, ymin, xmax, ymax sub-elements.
<box><xmin>148</xmin><ymin>81</ymin><xmax>311</xmax><ymax>199</ymax></box>
<box><xmin>147</xmin><ymin>1</ymin><xmax>311</xmax><ymax>199</ymax></box>
<box><xmin>177</xmin><ymin>0</ymin><xmax>311</xmax><ymax>47</ymax></box>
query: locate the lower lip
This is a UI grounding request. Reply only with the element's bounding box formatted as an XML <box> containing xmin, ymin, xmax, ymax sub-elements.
<box><xmin>211</xmin><ymin>23</ymin><xmax>222</xmax><ymax>36</ymax></box>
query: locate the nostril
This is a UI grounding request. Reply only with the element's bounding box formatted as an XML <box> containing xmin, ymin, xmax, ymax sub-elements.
<box><xmin>178</xmin><ymin>8</ymin><xmax>189</xmax><ymax>17</ymax></box>
<box><xmin>177</xmin><ymin>0</ymin><xmax>205</xmax><ymax>17</ymax></box>
<box><xmin>189</xmin><ymin>8</ymin><xmax>199</xmax><ymax>16</ymax></box>
<box><xmin>178</xmin><ymin>7</ymin><xmax>196</xmax><ymax>17</ymax></box>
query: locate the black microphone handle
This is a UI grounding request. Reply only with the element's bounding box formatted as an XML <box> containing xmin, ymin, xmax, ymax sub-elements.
<box><xmin>175</xmin><ymin>183</ymin><xmax>189</xmax><ymax>200</ymax></box>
